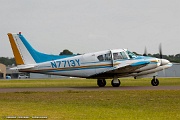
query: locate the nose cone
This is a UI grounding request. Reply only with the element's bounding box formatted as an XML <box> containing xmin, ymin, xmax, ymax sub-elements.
<box><xmin>161</xmin><ymin>59</ymin><xmax>170</xmax><ymax>65</ymax></box>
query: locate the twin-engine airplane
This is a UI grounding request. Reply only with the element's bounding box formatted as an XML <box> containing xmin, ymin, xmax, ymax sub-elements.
<box><xmin>7</xmin><ymin>32</ymin><xmax>172</xmax><ymax>87</ymax></box>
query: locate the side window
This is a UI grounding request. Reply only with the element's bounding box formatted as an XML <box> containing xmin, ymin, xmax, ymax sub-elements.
<box><xmin>105</xmin><ymin>53</ymin><xmax>111</xmax><ymax>61</ymax></box>
<box><xmin>97</xmin><ymin>52</ymin><xmax>111</xmax><ymax>61</ymax></box>
<box><xmin>113</xmin><ymin>53</ymin><xmax>118</xmax><ymax>60</ymax></box>
<box><xmin>97</xmin><ymin>55</ymin><xmax>104</xmax><ymax>61</ymax></box>
<box><xmin>113</xmin><ymin>52</ymin><xmax>123</xmax><ymax>60</ymax></box>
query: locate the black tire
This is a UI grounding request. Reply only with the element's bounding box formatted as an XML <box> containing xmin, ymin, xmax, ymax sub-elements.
<box><xmin>97</xmin><ymin>79</ymin><xmax>106</xmax><ymax>87</ymax></box>
<box><xmin>111</xmin><ymin>79</ymin><xmax>121</xmax><ymax>87</ymax></box>
<box><xmin>151</xmin><ymin>79</ymin><xmax>159</xmax><ymax>86</ymax></box>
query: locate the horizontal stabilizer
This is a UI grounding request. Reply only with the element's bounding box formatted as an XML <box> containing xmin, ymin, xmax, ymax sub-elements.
<box><xmin>10</xmin><ymin>65</ymin><xmax>36</xmax><ymax>70</ymax></box>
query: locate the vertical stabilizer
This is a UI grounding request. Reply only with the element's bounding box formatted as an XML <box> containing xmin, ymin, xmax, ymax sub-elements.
<box><xmin>7</xmin><ymin>32</ymin><xmax>74</xmax><ymax>65</ymax></box>
<box><xmin>7</xmin><ymin>33</ymin><xmax>36</xmax><ymax>65</ymax></box>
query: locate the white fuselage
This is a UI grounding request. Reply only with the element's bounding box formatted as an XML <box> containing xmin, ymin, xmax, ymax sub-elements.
<box><xmin>20</xmin><ymin>49</ymin><xmax>172</xmax><ymax>78</ymax></box>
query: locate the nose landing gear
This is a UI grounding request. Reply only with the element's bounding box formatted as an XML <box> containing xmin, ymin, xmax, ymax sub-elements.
<box><xmin>151</xmin><ymin>76</ymin><xmax>159</xmax><ymax>86</ymax></box>
<box><xmin>111</xmin><ymin>77</ymin><xmax>121</xmax><ymax>87</ymax></box>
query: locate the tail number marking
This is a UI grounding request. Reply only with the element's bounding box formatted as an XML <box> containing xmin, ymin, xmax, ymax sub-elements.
<box><xmin>51</xmin><ymin>59</ymin><xmax>80</xmax><ymax>68</ymax></box>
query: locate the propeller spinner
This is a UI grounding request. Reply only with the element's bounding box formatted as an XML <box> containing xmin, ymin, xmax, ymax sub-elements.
<box><xmin>159</xmin><ymin>43</ymin><xmax>170</xmax><ymax>66</ymax></box>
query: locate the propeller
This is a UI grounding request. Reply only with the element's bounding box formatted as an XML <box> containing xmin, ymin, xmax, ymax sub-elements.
<box><xmin>142</xmin><ymin>44</ymin><xmax>168</xmax><ymax>76</ymax></box>
<box><xmin>159</xmin><ymin>43</ymin><xmax>166</xmax><ymax>76</ymax></box>
<box><xmin>143</xmin><ymin>46</ymin><xmax>147</xmax><ymax>56</ymax></box>
<box><xmin>159</xmin><ymin>43</ymin><xmax>163</xmax><ymax>59</ymax></box>
<box><xmin>143</xmin><ymin>44</ymin><xmax>163</xmax><ymax>57</ymax></box>
<box><xmin>158</xmin><ymin>43</ymin><xmax>163</xmax><ymax>66</ymax></box>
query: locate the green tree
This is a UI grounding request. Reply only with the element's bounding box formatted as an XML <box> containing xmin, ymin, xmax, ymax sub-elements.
<box><xmin>0</xmin><ymin>57</ymin><xmax>16</xmax><ymax>66</ymax></box>
<box><xmin>59</xmin><ymin>49</ymin><xmax>73</xmax><ymax>55</ymax></box>
<box><xmin>175</xmin><ymin>54</ymin><xmax>180</xmax><ymax>58</ymax></box>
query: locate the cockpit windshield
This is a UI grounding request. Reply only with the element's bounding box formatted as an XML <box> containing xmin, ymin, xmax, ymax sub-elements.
<box><xmin>126</xmin><ymin>51</ymin><xmax>137</xmax><ymax>59</ymax></box>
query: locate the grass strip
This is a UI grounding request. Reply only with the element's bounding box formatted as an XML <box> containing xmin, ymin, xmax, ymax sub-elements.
<box><xmin>0</xmin><ymin>90</ymin><xmax>179</xmax><ymax>120</ymax></box>
<box><xmin>0</xmin><ymin>78</ymin><xmax>179</xmax><ymax>88</ymax></box>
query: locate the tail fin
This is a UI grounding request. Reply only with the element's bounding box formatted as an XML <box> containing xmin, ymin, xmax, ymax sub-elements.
<box><xmin>7</xmin><ymin>32</ymin><xmax>72</xmax><ymax>65</ymax></box>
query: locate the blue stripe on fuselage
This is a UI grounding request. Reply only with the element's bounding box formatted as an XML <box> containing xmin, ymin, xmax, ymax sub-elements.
<box><xmin>130</xmin><ymin>61</ymin><xmax>150</xmax><ymax>67</ymax></box>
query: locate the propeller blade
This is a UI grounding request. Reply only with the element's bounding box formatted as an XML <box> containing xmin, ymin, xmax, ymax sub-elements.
<box><xmin>143</xmin><ymin>46</ymin><xmax>147</xmax><ymax>56</ymax></box>
<box><xmin>159</xmin><ymin>43</ymin><xmax>163</xmax><ymax>59</ymax></box>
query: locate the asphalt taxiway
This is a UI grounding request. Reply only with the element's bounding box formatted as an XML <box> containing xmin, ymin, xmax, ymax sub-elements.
<box><xmin>0</xmin><ymin>86</ymin><xmax>180</xmax><ymax>93</ymax></box>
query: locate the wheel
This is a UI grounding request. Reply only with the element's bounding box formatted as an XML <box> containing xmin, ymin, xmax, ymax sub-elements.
<box><xmin>151</xmin><ymin>78</ymin><xmax>159</xmax><ymax>86</ymax></box>
<box><xmin>111</xmin><ymin>79</ymin><xmax>121</xmax><ymax>87</ymax></box>
<box><xmin>97</xmin><ymin>79</ymin><xmax>106</xmax><ymax>87</ymax></box>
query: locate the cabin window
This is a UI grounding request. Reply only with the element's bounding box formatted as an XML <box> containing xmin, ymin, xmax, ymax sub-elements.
<box><xmin>105</xmin><ymin>53</ymin><xmax>111</xmax><ymax>61</ymax></box>
<box><xmin>97</xmin><ymin>53</ymin><xmax>111</xmax><ymax>61</ymax></box>
<box><xmin>113</xmin><ymin>52</ymin><xmax>128</xmax><ymax>60</ymax></box>
<box><xmin>113</xmin><ymin>53</ymin><xmax>123</xmax><ymax>60</ymax></box>
<box><xmin>97</xmin><ymin>55</ymin><xmax>104</xmax><ymax>61</ymax></box>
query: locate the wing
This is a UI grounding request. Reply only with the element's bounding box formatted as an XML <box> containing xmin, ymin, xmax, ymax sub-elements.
<box><xmin>89</xmin><ymin>61</ymin><xmax>150</xmax><ymax>78</ymax></box>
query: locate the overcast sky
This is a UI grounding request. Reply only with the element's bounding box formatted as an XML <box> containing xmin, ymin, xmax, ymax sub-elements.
<box><xmin>0</xmin><ymin>0</ymin><xmax>180</xmax><ymax>57</ymax></box>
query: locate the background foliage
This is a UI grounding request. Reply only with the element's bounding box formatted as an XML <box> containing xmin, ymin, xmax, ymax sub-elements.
<box><xmin>0</xmin><ymin>50</ymin><xmax>179</xmax><ymax>66</ymax></box>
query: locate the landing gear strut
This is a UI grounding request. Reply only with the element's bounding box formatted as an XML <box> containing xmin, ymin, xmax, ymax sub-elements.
<box><xmin>151</xmin><ymin>76</ymin><xmax>159</xmax><ymax>86</ymax></box>
<box><xmin>97</xmin><ymin>79</ymin><xmax>106</xmax><ymax>87</ymax></box>
<box><xmin>111</xmin><ymin>77</ymin><xmax>121</xmax><ymax>87</ymax></box>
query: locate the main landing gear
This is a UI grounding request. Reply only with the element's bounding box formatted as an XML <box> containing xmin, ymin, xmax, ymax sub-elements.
<box><xmin>151</xmin><ymin>76</ymin><xmax>159</xmax><ymax>86</ymax></box>
<box><xmin>97</xmin><ymin>79</ymin><xmax>106</xmax><ymax>87</ymax></box>
<box><xmin>97</xmin><ymin>77</ymin><xmax>121</xmax><ymax>87</ymax></box>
